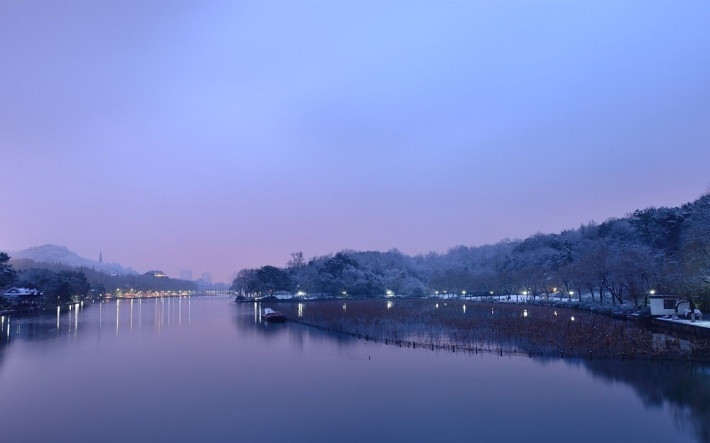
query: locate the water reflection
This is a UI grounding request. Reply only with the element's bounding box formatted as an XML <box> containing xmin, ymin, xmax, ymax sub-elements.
<box><xmin>255</xmin><ymin>300</ymin><xmax>710</xmax><ymax>443</ymax></box>
<box><xmin>581</xmin><ymin>360</ymin><xmax>710</xmax><ymax>443</ymax></box>
<box><xmin>0</xmin><ymin>296</ymin><xmax>200</xmax><ymax>345</ymax></box>
<box><xmin>1</xmin><ymin>298</ymin><xmax>708</xmax><ymax>443</ymax></box>
<box><xmin>233</xmin><ymin>301</ymin><xmax>359</xmax><ymax>355</ymax></box>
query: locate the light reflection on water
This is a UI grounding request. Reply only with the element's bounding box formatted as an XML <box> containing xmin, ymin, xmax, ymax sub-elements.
<box><xmin>0</xmin><ymin>297</ymin><xmax>706</xmax><ymax>443</ymax></box>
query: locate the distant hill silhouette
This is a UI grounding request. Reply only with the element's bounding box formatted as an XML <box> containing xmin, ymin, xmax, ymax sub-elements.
<box><xmin>8</xmin><ymin>244</ymin><xmax>137</xmax><ymax>276</ymax></box>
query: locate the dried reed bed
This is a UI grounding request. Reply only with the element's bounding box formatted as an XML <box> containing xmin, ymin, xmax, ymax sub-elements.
<box><xmin>272</xmin><ymin>299</ymin><xmax>710</xmax><ymax>361</ymax></box>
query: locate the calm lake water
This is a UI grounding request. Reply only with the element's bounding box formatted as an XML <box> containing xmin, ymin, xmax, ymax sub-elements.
<box><xmin>1</xmin><ymin>297</ymin><xmax>708</xmax><ymax>443</ymax></box>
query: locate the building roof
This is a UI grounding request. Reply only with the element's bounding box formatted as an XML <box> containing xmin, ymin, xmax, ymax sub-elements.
<box><xmin>3</xmin><ymin>287</ymin><xmax>41</xmax><ymax>297</ymax></box>
<box><xmin>648</xmin><ymin>294</ymin><xmax>681</xmax><ymax>299</ymax></box>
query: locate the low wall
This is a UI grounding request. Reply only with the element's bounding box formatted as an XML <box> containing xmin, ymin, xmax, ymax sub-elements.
<box><xmin>651</xmin><ymin>318</ymin><xmax>710</xmax><ymax>338</ymax></box>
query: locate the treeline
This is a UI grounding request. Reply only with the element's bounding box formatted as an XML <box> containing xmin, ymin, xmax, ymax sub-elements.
<box><xmin>232</xmin><ymin>193</ymin><xmax>710</xmax><ymax>307</ymax></box>
<box><xmin>1</xmin><ymin>257</ymin><xmax>197</xmax><ymax>308</ymax></box>
<box><xmin>1</xmin><ymin>254</ymin><xmax>89</xmax><ymax>306</ymax></box>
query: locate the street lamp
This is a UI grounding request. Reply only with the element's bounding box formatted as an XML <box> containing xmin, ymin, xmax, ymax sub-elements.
<box><xmin>646</xmin><ymin>289</ymin><xmax>655</xmax><ymax>306</ymax></box>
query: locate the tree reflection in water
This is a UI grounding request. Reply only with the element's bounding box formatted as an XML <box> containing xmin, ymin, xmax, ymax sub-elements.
<box><xmin>259</xmin><ymin>299</ymin><xmax>710</xmax><ymax>443</ymax></box>
<box><xmin>581</xmin><ymin>359</ymin><xmax>710</xmax><ymax>443</ymax></box>
<box><xmin>2</xmin><ymin>299</ymin><xmax>708</xmax><ymax>442</ymax></box>
<box><xmin>232</xmin><ymin>301</ymin><xmax>358</xmax><ymax>353</ymax></box>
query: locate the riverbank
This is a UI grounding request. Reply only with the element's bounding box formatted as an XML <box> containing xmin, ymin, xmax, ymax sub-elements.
<box><xmin>652</xmin><ymin>317</ymin><xmax>710</xmax><ymax>338</ymax></box>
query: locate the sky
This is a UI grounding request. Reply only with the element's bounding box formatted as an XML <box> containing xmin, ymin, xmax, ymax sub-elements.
<box><xmin>2</xmin><ymin>1</ymin><xmax>710</xmax><ymax>283</ymax></box>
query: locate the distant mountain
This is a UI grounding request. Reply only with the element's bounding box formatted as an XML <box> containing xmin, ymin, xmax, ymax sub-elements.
<box><xmin>8</xmin><ymin>244</ymin><xmax>138</xmax><ymax>276</ymax></box>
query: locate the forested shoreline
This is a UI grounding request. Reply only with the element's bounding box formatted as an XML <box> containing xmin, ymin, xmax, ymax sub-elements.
<box><xmin>0</xmin><ymin>256</ymin><xmax>196</xmax><ymax>309</ymax></box>
<box><xmin>4</xmin><ymin>193</ymin><xmax>709</xmax><ymax>310</ymax></box>
<box><xmin>232</xmin><ymin>193</ymin><xmax>710</xmax><ymax>308</ymax></box>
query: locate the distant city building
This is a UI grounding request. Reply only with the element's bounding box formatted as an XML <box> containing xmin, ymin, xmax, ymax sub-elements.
<box><xmin>180</xmin><ymin>270</ymin><xmax>193</xmax><ymax>281</ymax></box>
<box><xmin>144</xmin><ymin>270</ymin><xmax>168</xmax><ymax>278</ymax></box>
<box><xmin>99</xmin><ymin>251</ymin><xmax>103</xmax><ymax>263</ymax></box>
<box><xmin>199</xmin><ymin>272</ymin><xmax>212</xmax><ymax>285</ymax></box>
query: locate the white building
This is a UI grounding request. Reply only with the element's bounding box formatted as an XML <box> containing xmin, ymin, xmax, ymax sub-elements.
<box><xmin>649</xmin><ymin>294</ymin><xmax>689</xmax><ymax>317</ymax></box>
<box><xmin>3</xmin><ymin>287</ymin><xmax>41</xmax><ymax>305</ymax></box>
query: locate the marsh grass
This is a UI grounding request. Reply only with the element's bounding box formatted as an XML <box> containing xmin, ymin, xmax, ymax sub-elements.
<box><xmin>272</xmin><ymin>299</ymin><xmax>710</xmax><ymax>361</ymax></box>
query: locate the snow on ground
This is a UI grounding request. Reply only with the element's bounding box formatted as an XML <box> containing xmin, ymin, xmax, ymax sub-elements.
<box><xmin>656</xmin><ymin>316</ymin><xmax>710</xmax><ymax>329</ymax></box>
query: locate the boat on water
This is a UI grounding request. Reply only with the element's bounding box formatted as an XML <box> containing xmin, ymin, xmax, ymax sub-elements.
<box><xmin>262</xmin><ymin>307</ymin><xmax>287</xmax><ymax>323</ymax></box>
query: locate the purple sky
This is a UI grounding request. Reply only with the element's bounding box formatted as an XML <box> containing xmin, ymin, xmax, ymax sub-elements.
<box><xmin>2</xmin><ymin>1</ymin><xmax>709</xmax><ymax>283</ymax></box>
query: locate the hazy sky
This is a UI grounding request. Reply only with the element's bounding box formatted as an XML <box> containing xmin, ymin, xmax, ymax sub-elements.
<box><xmin>2</xmin><ymin>1</ymin><xmax>709</xmax><ymax>282</ymax></box>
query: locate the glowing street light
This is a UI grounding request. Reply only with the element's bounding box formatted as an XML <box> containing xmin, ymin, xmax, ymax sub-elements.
<box><xmin>645</xmin><ymin>289</ymin><xmax>656</xmax><ymax>306</ymax></box>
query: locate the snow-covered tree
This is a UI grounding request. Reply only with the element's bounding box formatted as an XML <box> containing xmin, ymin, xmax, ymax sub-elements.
<box><xmin>0</xmin><ymin>252</ymin><xmax>16</xmax><ymax>289</ymax></box>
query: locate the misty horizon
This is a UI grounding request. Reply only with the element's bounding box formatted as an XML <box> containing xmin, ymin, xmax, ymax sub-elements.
<box><xmin>2</xmin><ymin>1</ymin><xmax>709</xmax><ymax>283</ymax></box>
<box><xmin>5</xmin><ymin>188</ymin><xmax>708</xmax><ymax>284</ymax></box>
